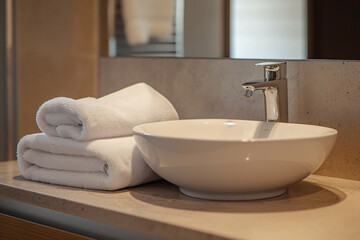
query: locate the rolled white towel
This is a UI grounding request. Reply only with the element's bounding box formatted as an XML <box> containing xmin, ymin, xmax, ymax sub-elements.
<box><xmin>36</xmin><ymin>82</ymin><xmax>179</xmax><ymax>141</ymax></box>
<box><xmin>17</xmin><ymin>133</ymin><xmax>160</xmax><ymax>190</ymax></box>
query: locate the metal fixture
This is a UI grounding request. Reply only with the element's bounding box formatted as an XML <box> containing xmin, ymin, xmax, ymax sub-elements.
<box><xmin>1</xmin><ymin>0</ymin><xmax>17</xmax><ymax>161</ymax></box>
<box><xmin>242</xmin><ymin>62</ymin><xmax>288</xmax><ymax>122</ymax></box>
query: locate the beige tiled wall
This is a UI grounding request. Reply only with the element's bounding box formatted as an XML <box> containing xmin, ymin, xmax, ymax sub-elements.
<box><xmin>296</xmin><ymin>61</ymin><xmax>360</xmax><ymax>180</ymax></box>
<box><xmin>99</xmin><ymin>57</ymin><xmax>360</xmax><ymax>181</ymax></box>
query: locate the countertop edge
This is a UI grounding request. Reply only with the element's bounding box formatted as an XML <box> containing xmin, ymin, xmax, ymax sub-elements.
<box><xmin>0</xmin><ymin>183</ymin><xmax>227</xmax><ymax>240</ymax></box>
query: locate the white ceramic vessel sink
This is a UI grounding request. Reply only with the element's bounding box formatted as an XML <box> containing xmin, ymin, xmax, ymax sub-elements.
<box><xmin>133</xmin><ymin>119</ymin><xmax>337</xmax><ymax>200</ymax></box>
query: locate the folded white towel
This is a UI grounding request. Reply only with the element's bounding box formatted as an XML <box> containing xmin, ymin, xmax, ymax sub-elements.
<box><xmin>36</xmin><ymin>82</ymin><xmax>179</xmax><ymax>141</ymax></box>
<box><xmin>121</xmin><ymin>0</ymin><xmax>175</xmax><ymax>45</ymax></box>
<box><xmin>17</xmin><ymin>133</ymin><xmax>160</xmax><ymax>190</ymax></box>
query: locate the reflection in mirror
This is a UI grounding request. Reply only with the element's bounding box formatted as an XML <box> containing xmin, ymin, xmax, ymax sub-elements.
<box><xmin>230</xmin><ymin>0</ymin><xmax>307</xmax><ymax>59</ymax></box>
<box><xmin>100</xmin><ymin>0</ymin><xmax>360</xmax><ymax>60</ymax></box>
<box><xmin>100</xmin><ymin>0</ymin><xmax>227</xmax><ymax>58</ymax></box>
<box><xmin>102</xmin><ymin>0</ymin><xmax>181</xmax><ymax>57</ymax></box>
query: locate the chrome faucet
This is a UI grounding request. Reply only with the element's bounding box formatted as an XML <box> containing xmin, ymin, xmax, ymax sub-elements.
<box><xmin>242</xmin><ymin>62</ymin><xmax>288</xmax><ymax>122</ymax></box>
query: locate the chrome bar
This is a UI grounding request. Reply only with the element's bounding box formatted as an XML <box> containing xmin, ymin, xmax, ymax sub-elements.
<box><xmin>5</xmin><ymin>0</ymin><xmax>17</xmax><ymax>161</ymax></box>
<box><xmin>0</xmin><ymin>0</ymin><xmax>7</xmax><ymax>161</ymax></box>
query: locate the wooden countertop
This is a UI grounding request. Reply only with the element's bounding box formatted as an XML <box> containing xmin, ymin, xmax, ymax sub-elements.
<box><xmin>1</xmin><ymin>161</ymin><xmax>359</xmax><ymax>240</ymax></box>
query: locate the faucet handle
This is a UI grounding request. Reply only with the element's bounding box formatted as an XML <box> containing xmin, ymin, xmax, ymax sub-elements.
<box><xmin>255</xmin><ymin>62</ymin><xmax>287</xmax><ymax>81</ymax></box>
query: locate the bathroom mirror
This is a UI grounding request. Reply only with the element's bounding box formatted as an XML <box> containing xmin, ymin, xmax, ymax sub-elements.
<box><xmin>100</xmin><ymin>0</ymin><xmax>360</xmax><ymax>60</ymax></box>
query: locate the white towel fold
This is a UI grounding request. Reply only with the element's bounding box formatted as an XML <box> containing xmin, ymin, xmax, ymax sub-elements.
<box><xmin>36</xmin><ymin>82</ymin><xmax>179</xmax><ymax>141</ymax></box>
<box><xmin>121</xmin><ymin>0</ymin><xmax>175</xmax><ymax>45</ymax></box>
<box><xmin>17</xmin><ymin>133</ymin><xmax>160</xmax><ymax>190</ymax></box>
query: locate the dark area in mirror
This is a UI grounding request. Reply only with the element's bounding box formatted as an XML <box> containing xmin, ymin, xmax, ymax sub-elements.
<box><xmin>100</xmin><ymin>0</ymin><xmax>360</xmax><ymax>60</ymax></box>
<box><xmin>308</xmin><ymin>0</ymin><xmax>360</xmax><ymax>60</ymax></box>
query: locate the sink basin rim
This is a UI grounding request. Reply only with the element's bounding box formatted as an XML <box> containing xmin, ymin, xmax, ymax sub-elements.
<box><xmin>133</xmin><ymin>119</ymin><xmax>338</xmax><ymax>143</ymax></box>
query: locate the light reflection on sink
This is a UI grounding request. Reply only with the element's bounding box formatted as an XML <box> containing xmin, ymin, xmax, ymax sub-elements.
<box><xmin>133</xmin><ymin>119</ymin><xmax>337</xmax><ymax>201</ymax></box>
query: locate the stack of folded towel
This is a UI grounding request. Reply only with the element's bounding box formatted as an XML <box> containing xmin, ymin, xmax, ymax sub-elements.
<box><xmin>17</xmin><ymin>83</ymin><xmax>179</xmax><ymax>190</ymax></box>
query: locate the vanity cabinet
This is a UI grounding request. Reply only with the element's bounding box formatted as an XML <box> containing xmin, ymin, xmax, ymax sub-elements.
<box><xmin>0</xmin><ymin>213</ymin><xmax>92</xmax><ymax>240</ymax></box>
